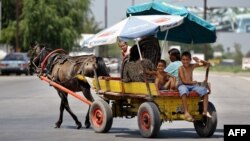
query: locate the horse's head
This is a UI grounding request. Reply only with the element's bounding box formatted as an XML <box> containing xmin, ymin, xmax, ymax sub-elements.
<box><xmin>29</xmin><ymin>42</ymin><xmax>51</xmax><ymax>73</ymax></box>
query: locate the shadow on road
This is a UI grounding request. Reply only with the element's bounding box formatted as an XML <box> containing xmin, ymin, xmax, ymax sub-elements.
<box><xmin>109</xmin><ymin>127</ymin><xmax>224</xmax><ymax>139</ymax></box>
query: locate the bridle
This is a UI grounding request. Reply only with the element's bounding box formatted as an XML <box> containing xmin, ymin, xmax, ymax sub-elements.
<box><xmin>30</xmin><ymin>45</ymin><xmax>43</xmax><ymax>71</ymax></box>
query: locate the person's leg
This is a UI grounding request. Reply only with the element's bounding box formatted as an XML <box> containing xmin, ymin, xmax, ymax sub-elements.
<box><xmin>170</xmin><ymin>77</ymin><xmax>176</xmax><ymax>90</ymax></box>
<box><xmin>202</xmin><ymin>94</ymin><xmax>211</xmax><ymax>118</ymax></box>
<box><xmin>178</xmin><ymin>85</ymin><xmax>194</xmax><ymax>121</ymax></box>
<box><xmin>164</xmin><ymin>77</ymin><xmax>175</xmax><ymax>90</ymax></box>
<box><xmin>192</xmin><ymin>86</ymin><xmax>211</xmax><ymax>118</ymax></box>
<box><xmin>163</xmin><ymin>79</ymin><xmax>171</xmax><ymax>90</ymax></box>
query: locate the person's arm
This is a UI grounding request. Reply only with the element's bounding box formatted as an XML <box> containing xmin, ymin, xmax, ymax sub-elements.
<box><xmin>193</xmin><ymin>57</ymin><xmax>210</xmax><ymax>68</ymax></box>
<box><xmin>167</xmin><ymin>72</ymin><xmax>175</xmax><ymax>78</ymax></box>
<box><xmin>178</xmin><ymin>67</ymin><xmax>197</xmax><ymax>85</ymax></box>
<box><xmin>144</xmin><ymin>70</ymin><xmax>157</xmax><ymax>76</ymax></box>
<box><xmin>141</xmin><ymin>59</ymin><xmax>156</xmax><ymax>76</ymax></box>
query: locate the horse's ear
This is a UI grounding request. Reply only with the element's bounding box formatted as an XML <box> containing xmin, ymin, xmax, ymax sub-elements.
<box><xmin>40</xmin><ymin>44</ymin><xmax>45</xmax><ymax>48</ymax></box>
<box><xmin>30</xmin><ymin>41</ymin><xmax>37</xmax><ymax>49</ymax></box>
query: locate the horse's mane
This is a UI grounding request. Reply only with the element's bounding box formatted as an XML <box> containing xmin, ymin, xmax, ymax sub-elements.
<box><xmin>96</xmin><ymin>57</ymin><xmax>110</xmax><ymax>77</ymax></box>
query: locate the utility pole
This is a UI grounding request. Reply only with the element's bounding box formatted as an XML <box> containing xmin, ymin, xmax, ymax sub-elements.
<box><xmin>100</xmin><ymin>0</ymin><xmax>108</xmax><ymax>57</ymax></box>
<box><xmin>204</xmin><ymin>0</ymin><xmax>207</xmax><ymax>20</ymax></box>
<box><xmin>204</xmin><ymin>0</ymin><xmax>208</xmax><ymax>60</ymax></box>
<box><xmin>105</xmin><ymin>0</ymin><xmax>107</xmax><ymax>28</ymax></box>
<box><xmin>0</xmin><ymin>0</ymin><xmax>2</xmax><ymax>40</ymax></box>
<box><xmin>15</xmin><ymin>0</ymin><xmax>20</xmax><ymax>52</ymax></box>
<box><xmin>132</xmin><ymin>0</ymin><xmax>135</xmax><ymax>6</ymax></box>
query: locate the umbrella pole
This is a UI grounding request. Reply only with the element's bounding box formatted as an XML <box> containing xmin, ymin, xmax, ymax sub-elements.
<box><xmin>135</xmin><ymin>39</ymin><xmax>143</xmax><ymax>60</ymax></box>
<box><xmin>161</xmin><ymin>30</ymin><xmax>169</xmax><ymax>59</ymax></box>
<box><xmin>161</xmin><ymin>30</ymin><xmax>169</xmax><ymax>47</ymax></box>
<box><xmin>135</xmin><ymin>38</ymin><xmax>152</xmax><ymax>98</ymax></box>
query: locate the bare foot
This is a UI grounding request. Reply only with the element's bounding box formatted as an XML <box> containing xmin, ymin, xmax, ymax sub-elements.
<box><xmin>184</xmin><ymin>113</ymin><xmax>194</xmax><ymax>122</ymax></box>
<box><xmin>202</xmin><ymin>112</ymin><xmax>212</xmax><ymax>118</ymax></box>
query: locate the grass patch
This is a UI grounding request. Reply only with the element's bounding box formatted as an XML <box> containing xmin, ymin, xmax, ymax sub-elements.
<box><xmin>210</xmin><ymin>65</ymin><xmax>250</xmax><ymax>73</ymax></box>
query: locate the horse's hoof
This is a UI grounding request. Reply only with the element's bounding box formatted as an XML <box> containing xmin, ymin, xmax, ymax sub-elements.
<box><xmin>85</xmin><ymin>120</ymin><xmax>91</xmax><ymax>128</ymax></box>
<box><xmin>54</xmin><ymin>122</ymin><xmax>61</xmax><ymax>128</ymax></box>
<box><xmin>76</xmin><ymin>122</ymin><xmax>82</xmax><ymax>129</ymax></box>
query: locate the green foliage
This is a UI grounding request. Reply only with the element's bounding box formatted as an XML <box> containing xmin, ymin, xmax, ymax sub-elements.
<box><xmin>213</xmin><ymin>44</ymin><xmax>224</xmax><ymax>52</ymax></box>
<box><xmin>210</xmin><ymin>65</ymin><xmax>242</xmax><ymax>73</ymax></box>
<box><xmin>0</xmin><ymin>0</ymin><xmax>17</xmax><ymax>45</ymax></box>
<box><xmin>221</xmin><ymin>43</ymin><xmax>244</xmax><ymax>65</ymax></box>
<box><xmin>1</xmin><ymin>0</ymin><xmax>100</xmax><ymax>51</ymax></box>
<box><xmin>210</xmin><ymin>65</ymin><xmax>250</xmax><ymax>73</ymax></box>
<box><xmin>0</xmin><ymin>21</ymin><xmax>16</xmax><ymax>44</ymax></box>
<box><xmin>246</xmin><ymin>51</ymin><xmax>250</xmax><ymax>57</ymax></box>
<box><xmin>107</xmin><ymin>44</ymin><xmax>120</xmax><ymax>58</ymax></box>
<box><xmin>1</xmin><ymin>0</ymin><xmax>16</xmax><ymax>28</ymax></box>
<box><xmin>233</xmin><ymin>43</ymin><xmax>244</xmax><ymax>65</ymax></box>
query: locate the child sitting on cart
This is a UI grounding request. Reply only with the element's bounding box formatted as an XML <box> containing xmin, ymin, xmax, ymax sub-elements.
<box><xmin>145</xmin><ymin>60</ymin><xmax>176</xmax><ymax>91</ymax></box>
<box><xmin>178</xmin><ymin>51</ymin><xmax>211</xmax><ymax>122</ymax></box>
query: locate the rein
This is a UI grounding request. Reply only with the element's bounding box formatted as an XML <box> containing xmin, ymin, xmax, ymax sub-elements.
<box><xmin>30</xmin><ymin>46</ymin><xmax>43</xmax><ymax>70</ymax></box>
<box><xmin>40</xmin><ymin>49</ymin><xmax>67</xmax><ymax>72</ymax></box>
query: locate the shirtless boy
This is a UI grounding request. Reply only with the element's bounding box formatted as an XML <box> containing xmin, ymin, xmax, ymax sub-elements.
<box><xmin>178</xmin><ymin>51</ymin><xmax>211</xmax><ymax>122</ymax></box>
<box><xmin>146</xmin><ymin>60</ymin><xmax>176</xmax><ymax>90</ymax></box>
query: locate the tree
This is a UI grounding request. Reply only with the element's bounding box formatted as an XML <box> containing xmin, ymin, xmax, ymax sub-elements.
<box><xmin>1</xmin><ymin>0</ymin><xmax>100</xmax><ymax>51</ymax></box>
<box><xmin>233</xmin><ymin>43</ymin><xmax>244</xmax><ymax>65</ymax></box>
<box><xmin>213</xmin><ymin>44</ymin><xmax>224</xmax><ymax>52</ymax></box>
<box><xmin>0</xmin><ymin>0</ymin><xmax>17</xmax><ymax>46</ymax></box>
<box><xmin>246</xmin><ymin>50</ymin><xmax>250</xmax><ymax>57</ymax></box>
<box><xmin>1</xmin><ymin>0</ymin><xmax>16</xmax><ymax>28</ymax></box>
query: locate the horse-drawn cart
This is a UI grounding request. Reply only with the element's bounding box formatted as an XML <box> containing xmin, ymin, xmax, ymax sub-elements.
<box><xmin>32</xmin><ymin>3</ymin><xmax>218</xmax><ymax>138</ymax></box>
<box><xmin>36</xmin><ymin>47</ymin><xmax>217</xmax><ymax>138</ymax></box>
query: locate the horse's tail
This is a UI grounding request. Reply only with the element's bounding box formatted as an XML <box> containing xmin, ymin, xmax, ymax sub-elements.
<box><xmin>96</xmin><ymin>57</ymin><xmax>110</xmax><ymax>77</ymax></box>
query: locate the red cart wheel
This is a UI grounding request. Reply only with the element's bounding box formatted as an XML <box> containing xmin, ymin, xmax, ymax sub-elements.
<box><xmin>137</xmin><ymin>102</ymin><xmax>161</xmax><ymax>138</ymax></box>
<box><xmin>89</xmin><ymin>100</ymin><xmax>113</xmax><ymax>133</ymax></box>
<box><xmin>140</xmin><ymin>111</ymin><xmax>151</xmax><ymax>130</ymax></box>
<box><xmin>92</xmin><ymin>108</ymin><xmax>104</xmax><ymax>128</ymax></box>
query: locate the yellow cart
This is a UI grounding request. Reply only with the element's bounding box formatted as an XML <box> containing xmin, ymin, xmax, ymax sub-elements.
<box><xmin>89</xmin><ymin>73</ymin><xmax>217</xmax><ymax>138</ymax></box>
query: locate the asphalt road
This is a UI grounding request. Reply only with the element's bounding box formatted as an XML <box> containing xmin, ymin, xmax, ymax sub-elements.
<box><xmin>0</xmin><ymin>72</ymin><xmax>250</xmax><ymax>141</ymax></box>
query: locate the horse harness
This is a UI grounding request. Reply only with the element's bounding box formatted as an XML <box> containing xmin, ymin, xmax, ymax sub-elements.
<box><xmin>35</xmin><ymin>48</ymin><xmax>95</xmax><ymax>85</ymax></box>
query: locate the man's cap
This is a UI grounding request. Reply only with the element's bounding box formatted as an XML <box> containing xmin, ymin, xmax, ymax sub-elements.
<box><xmin>168</xmin><ymin>48</ymin><xmax>180</xmax><ymax>54</ymax></box>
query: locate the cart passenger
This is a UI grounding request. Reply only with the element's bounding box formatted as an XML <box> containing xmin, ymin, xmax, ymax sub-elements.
<box><xmin>122</xmin><ymin>45</ymin><xmax>155</xmax><ymax>82</ymax></box>
<box><xmin>145</xmin><ymin>60</ymin><xmax>176</xmax><ymax>90</ymax></box>
<box><xmin>118</xmin><ymin>41</ymin><xmax>131</xmax><ymax>58</ymax></box>
<box><xmin>164</xmin><ymin>48</ymin><xmax>182</xmax><ymax>81</ymax></box>
<box><xmin>178</xmin><ymin>51</ymin><xmax>211</xmax><ymax>122</ymax></box>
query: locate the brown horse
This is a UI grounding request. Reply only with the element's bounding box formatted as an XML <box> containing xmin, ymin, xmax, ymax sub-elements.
<box><xmin>29</xmin><ymin>43</ymin><xmax>109</xmax><ymax>129</ymax></box>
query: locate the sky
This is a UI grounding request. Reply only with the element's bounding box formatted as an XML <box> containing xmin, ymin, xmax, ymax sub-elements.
<box><xmin>90</xmin><ymin>0</ymin><xmax>250</xmax><ymax>53</ymax></box>
<box><xmin>90</xmin><ymin>0</ymin><xmax>250</xmax><ymax>28</ymax></box>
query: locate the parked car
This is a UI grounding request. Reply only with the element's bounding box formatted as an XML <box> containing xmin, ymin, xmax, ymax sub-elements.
<box><xmin>103</xmin><ymin>57</ymin><xmax>119</xmax><ymax>73</ymax></box>
<box><xmin>0</xmin><ymin>53</ymin><xmax>31</xmax><ymax>75</ymax></box>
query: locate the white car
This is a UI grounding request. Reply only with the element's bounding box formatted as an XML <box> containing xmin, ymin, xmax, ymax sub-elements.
<box><xmin>235</xmin><ymin>14</ymin><xmax>250</xmax><ymax>33</ymax></box>
<box><xmin>104</xmin><ymin>58</ymin><xmax>119</xmax><ymax>73</ymax></box>
<box><xmin>0</xmin><ymin>53</ymin><xmax>31</xmax><ymax>75</ymax></box>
